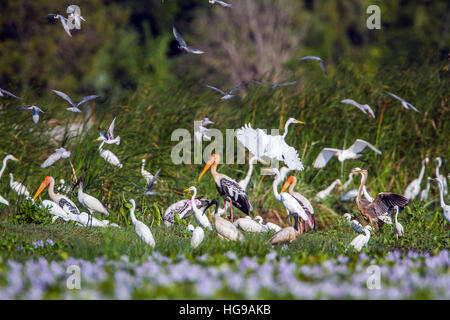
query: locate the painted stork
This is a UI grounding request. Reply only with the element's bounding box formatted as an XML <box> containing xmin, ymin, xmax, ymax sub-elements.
<box><xmin>198</xmin><ymin>153</ymin><xmax>253</xmax><ymax>222</ymax></box>
<box><xmin>9</xmin><ymin>173</ymin><xmax>30</xmax><ymax>197</ymax></box>
<box><xmin>128</xmin><ymin>199</ymin><xmax>155</xmax><ymax>247</ymax></box>
<box><xmin>314</xmin><ymin>179</ymin><xmax>342</xmax><ymax>201</ymax></box>
<box><xmin>73</xmin><ymin>180</ymin><xmax>109</xmax><ymax>227</ymax></box>
<box><xmin>269</xmin><ymin>168</ymin><xmax>312</xmax><ymax>228</ymax></box>
<box><xmin>351</xmin><ymin>168</ymin><xmax>408</xmax><ymax>230</ymax></box>
<box><xmin>404</xmin><ymin>158</ymin><xmax>429</xmax><ymax>201</ymax></box>
<box><xmin>281</xmin><ymin>175</ymin><xmax>315</xmax><ymax>231</ymax></box>
<box><xmin>347</xmin><ymin>225</ymin><xmax>373</xmax><ymax>252</ymax></box>
<box><xmin>184</xmin><ymin>186</ymin><xmax>213</xmax><ymax>231</ymax></box>
<box><xmin>314</xmin><ymin>139</ymin><xmax>381</xmax><ymax>169</ymax></box>
<box><xmin>188</xmin><ymin>224</ymin><xmax>205</xmax><ymax>249</ymax></box>
<box><xmin>203</xmin><ymin>199</ymin><xmax>244</xmax><ymax>241</ymax></box>
<box><xmin>33</xmin><ymin>176</ymin><xmax>81</xmax><ymax>216</ymax></box>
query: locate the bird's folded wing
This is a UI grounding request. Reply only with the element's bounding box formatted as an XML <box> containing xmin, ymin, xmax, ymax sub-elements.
<box><xmin>313</xmin><ymin>148</ymin><xmax>340</xmax><ymax>168</ymax></box>
<box><xmin>350</xmin><ymin>139</ymin><xmax>381</xmax><ymax>154</ymax></box>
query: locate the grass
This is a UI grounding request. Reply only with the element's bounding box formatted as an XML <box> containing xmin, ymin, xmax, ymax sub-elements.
<box><xmin>0</xmin><ymin>62</ymin><xmax>449</xmax><ymax>262</ymax></box>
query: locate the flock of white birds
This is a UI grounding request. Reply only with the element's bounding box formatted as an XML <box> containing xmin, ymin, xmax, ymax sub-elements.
<box><xmin>0</xmin><ymin>3</ymin><xmax>448</xmax><ymax>254</ymax></box>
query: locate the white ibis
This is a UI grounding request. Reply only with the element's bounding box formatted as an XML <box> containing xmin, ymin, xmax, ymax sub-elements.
<box><xmin>404</xmin><ymin>158</ymin><xmax>429</xmax><ymax>201</ymax></box>
<box><xmin>343</xmin><ymin>213</ymin><xmax>364</xmax><ymax>233</ymax></box>
<box><xmin>204</xmin><ymin>82</ymin><xmax>248</xmax><ymax>100</ymax></box>
<box><xmin>95</xmin><ymin>117</ymin><xmax>120</xmax><ymax>145</ymax></box>
<box><xmin>98</xmin><ymin>141</ymin><xmax>122</xmax><ymax>168</ymax></box>
<box><xmin>52</xmin><ymin>90</ymin><xmax>99</xmax><ymax>113</ymax></box>
<box><xmin>40</xmin><ymin>148</ymin><xmax>71</xmax><ymax>168</ymax></box>
<box><xmin>173</xmin><ymin>27</ymin><xmax>204</xmax><ymax>54</ymax></box>
<box><xmin>351</xmin><ymin>168</ymin><xmax>408</xmax><ymax>230</ymax></box>
<box><xmin>299</xmin><ymin>56</ymin><xmax>327</xmax><ymax>75</ymax></box>
<box><xmin>46</xmin><ymin>14</ymin><xmax>72</xmax><ymax>37</ymax></box>
<box><xmin>393</xmin><ymin>206</ymin><xmax>404</xmax><ymax>239</ymax></box>
<box><xmin>347</xmin><ymin>225</ymin><xmax>373</xmax><ymax>252</ymax></box>
<box><xmin>420</xmin><ymin>177</ymin><xmax>431</xmax><ymax>202</ymax></box>
<box><xmin>384</xmin><ymin>90</ymin><xmax>420</xmax><ymax>113</ymax></box>
<box><xmin>236</xmin><ymin>118</ymin><xmax>305</xmax><ymax>171</ymax></box>
<box><xmin>17</xmin><ymin>105</ymin><xmax>45</xmax><ymax>124</ymax></box>
<box><xmin>198</xmin><ymin>153</ymin><xmax>252</xmax><ymax>222</ymax></box>
<box><xmin>313</xmin><ymin>139</ymin><xmax>381</xmax><ymax>168</ymax></box>
<box><xmin>340</xmin><ymin>99</ymin><xmax>376</xmax><ymax>119</ymax></box>
<box><xmin>269</xmin><ymin>168</ymin><xmax>312</xmax><ymax>228</ymax></box>
<box><xmin>188</xmin><ymin>224</ymin><xmax>205</xmax><ymax>249</ymax></box>
<box><xmin>234</xmin><ymin>216</ymin><xmax>267</xmax><ymax>233</ymax></box>
<box><xmin>314</xmin><ymin>179</ymin><xmax>342</xmax><ymax>201</ymax></box>
<box><xmin>238</xmin><ymin>156</ymin><xmax>259</xmax><ymax>191</ymax></box>
<box><xmin>434</xmin><ymin>157</ymin><xmax>448</xmax><ymax>195</ymax></box>
<box><xmin>280</xmin><ymin>175</ymin><xmax>315</xmax><ymax>231</ymax></box>
<box><xmin>203</xmin><ymin>199</ymin><xmax>244</xmax><ymax>241</ymax></box>
<box><xmin>9</xmin><ymin>173</ymin><xmax>30</xmax><ymax>197</ymax></box>
<box><xmin>431</xmin><ymin>178</ymin><xmax>450</xmax><ymax>223</ymax></box>
<box><xmin>184</xmin><ymin>186</ymin><xmax>213</xmax><ymax>231</ymax></box>
<box><xmin>73</xmin><ymin>180</ymin><xmax>109</xmax><ymax>227</ymax></box>
<box><xmin>33</xmin><ymin>176</ymin><xmax>81</xmax><ymax>216</ymax></box>
<box><xmin>128</xmin><ymin>199</ymin><xmax>155</xmax><ymax>247</ymax></box>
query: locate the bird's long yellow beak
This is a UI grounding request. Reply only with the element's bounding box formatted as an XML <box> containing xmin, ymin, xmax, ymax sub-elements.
<box><xmin>280</xmin><ymin>180</ymin><xmax>290</xmax><ymax>194</ymax></box>
<box><xmin>198</xmin><ymin>157</ymin><xmax>215</xmax><ymax>182</ymax></box>
<box><xmin>294</xmin><ymin>119</ymin><xmax>305</xmax><ymax>125</ymax></box>
<box><xmin>13</xmin><ymin>157</ymin><xmax>19</xmax><ymax>161</ymax></box>
<box><xmin>93</xmin><ymin>137</ymin><xmax>102</xmax><ymax>142</ymax></box>
<box><xmin>33</xmin><ymin>178</ymin><xmax>50</xmax><ymax>200</ymax></box>
<box><xmin>183</xmin><ymin>188</ymin><xmax>191</xmax><ymax>192</ymax></box>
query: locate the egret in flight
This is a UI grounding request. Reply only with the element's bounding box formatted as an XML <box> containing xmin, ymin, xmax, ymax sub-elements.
<box><xmin>351</xmin><ymin>168</ymin><xmax>408</xmax><ymax>230</ymax></box>
<box><xmin>173</xmin><ymin>27</ymin><xmax>204</xmax><ymax>54</ymax></box>
<box><xmin>52</xmin><ymin>90</ymin><xmax>100</xmax><ymax>113</ymax></box>
<box><xmin>404</xmin><ymin>158</ymin><xmax>429</xmax><ymax>201</ymax></box>
<box><xmin>313</xmin><ymin>139</ymin><xmax>381</xmax><ymax>169</ymax></box>
<box><xmin>40</xmin><ymin>148</ymin><xmax>71</xmax><ymax>168</ymax></box>
<box><xmin>208</xmin><ymin>0</ymin><xmax>234</xmax><ymax>8</ymax></box>
<box><xmin>198</xmin><ymin>154</ymin><xmax>253</xmax><ymax>222</ymax></box>
<box><xmin>194</xmin><ymin>117</ymin><xmax>214</xmax><ymax>144</ymax></box>
<box><xmin>299</xmin><ymin>56</ymin><xmax>327</xmax><ymax>75</ymax></box>
<box><xmin>67</xmin><ymin>4</ymin><xmax>86</xmax><ymax>29</ymax></box>
<box><xmin>204</xmin><ymin>82</ymin><xmax>248</xmax><ymax>100</ymax></box>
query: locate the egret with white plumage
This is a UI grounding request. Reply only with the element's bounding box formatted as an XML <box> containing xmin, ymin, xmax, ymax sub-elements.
<box><xmin>40</xmin><ymin>148</ymin><xmax>71</xmax><ymax>168</ymax></box>
<box><xmin>128</xmin><ymin>199</ymin><xmax>155</xmax><ymax>247</ymax></box>
<box><xmin>9</xmin><ymin>173</ymin><xmax>30</xmax><ymax>197</ymax></box>
<box><xmin>404</xmin><ymin>158</ymin><xmax>429</xmax><ymax>201</ymax></box>
<box><xmin>203</xmin><ymin>199</ymin><xmax>244</xmax><ymax>241</ymax></box>
<box><xmin>184</xmin><ymin>186</ymin><xmax>213</xmax><ymax>231</ymax></box>
<box><xmin>73</xmin><ymin>179</ymin><xmax>109</xmax><ymax>227</ymax></box>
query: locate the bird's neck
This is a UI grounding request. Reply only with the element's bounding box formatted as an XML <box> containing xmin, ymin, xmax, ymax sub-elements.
<box><xmin>356</xmin><ymin>172</ymin><xmax>368</xmax><ymax>205</ymax></box>
<box><xmin>240</xmin><ymin>157</ymin><xmax>256</xmax><ymax>189</ymax></box>
<box><xmin>272</xmin><ymin>173</ymin><xmax>282</xmax><ymax>201</ymax></box>
<box><xmin>282</xmin><ymin>121</ymin><xmax>292</xmax><ymax>139</ymax></box>
<box><xmin>48</xmin><ymin>178</ymin><xmax>57</xmax><ymax>201</ymax></box>
<box><xmin>0</xmin><ymin>158</ymin><xmax>9</xmax><ymax>180</ymax></box>
<box><xmin>418</xmin><ymin>163</ymin><xmax>426</xmax><ymax>182</ymax></box>
<box><xmin>437</xmin><ymin>182</ymin><xmax>446</xmax><ymax>207</ymax></box>
<box><xmin>190</xmin><ymin>189</ymin><xmax>199</xmax><ymax>213</ymax></box>
<box><xmin>130</xmin><ymin>207</ymin><xmax>137</xmax><ymax>225</ymax></box>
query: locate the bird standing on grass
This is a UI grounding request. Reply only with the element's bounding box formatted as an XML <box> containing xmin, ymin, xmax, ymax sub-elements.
<box><xmin>269</xmin><ymin>215</ymin><xmax>301</xmax><ymax>246</ymax></box>
<box><xmin>188</xmin><ymin>224</ymin><xmax>205</xmax><ymax>249</ymax></box>
<box><xmin>234</xmin><ymin>216</ymin><xmax>267</xmax><ymax>233</ymax></box>
<box><xmin>198</xmin><ymin>154</ymin><xmax>253</xmax><ymax>222</ymax></box>
<box><xmin>434</xmin><ymin>157</ymin><xmax>448</xmax><ymax>195</ymax></box>
<box><xmin>431</xmin><ymin>178</ymin><xmax>450</xmax><ymax>223</ymax></box>
<box><xmin>420</xmin><ymin>178</ymin><xmax>431</xmax><ymax>202</ymax></box>
<box><xmin>203</xmin><ymin>199</ymin><xmax>244</xmax><ymax>241</ymax></box>
<box><xmin>73</xmin><ymin>180</ymin><xmax>109</xmax><ymax>227</ymax></box>
<box><xmin>404</xmin><ymin>158</ymin><xmax>429</xmax><ymax>201</ymax></box>
<box><xmin>347</xmin><ymin>225</ymin><xmax>373</xmax><ymax>252</ymax></box>
<box><xmin>184</xmin><ymin>186</ymin><xmax>213</xmax><ymax>231</ymax></box>
<box><xmin>314</xmin><ymin>179</ymin><xmax>342</xmax><ymax>202</ymax></box>
<box><xmin>393</xmin><ymin>206</ymin><xmax>404</xmax><ymax>239</ymax></box>
<box><xmin>343</xmin><ymin>213</ymin><xmax>364</xmax><ymax>233</ymax></box>
<box><xmin>128</xmin><ymin>199</ymin><xmax>155</xmax><ymax>247</ymax></box>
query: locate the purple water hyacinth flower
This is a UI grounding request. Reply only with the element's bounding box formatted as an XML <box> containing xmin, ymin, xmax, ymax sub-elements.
<box><xmin>195</xmin><ymin>276</ymin><xmax>221</xmax><ymax>297</ymax></box>
<box><xmin>33</xmin><ymin>240</ymin><xmax>44</xmax><ymax>249</ymax></box>
<box><xmin>45</xmin><ymin>239</ymin><xmax>54</xmax><ymax>246</ymax></box>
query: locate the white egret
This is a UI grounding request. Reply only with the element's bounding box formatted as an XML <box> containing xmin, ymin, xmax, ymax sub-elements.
<box><xmin>238</xmin><ymin>156</ymin><xmax>259</xmax><ymax>191</ymax></box>
<box><xmin>33</xmin><ymin>176</ymin><xmax>81</xmax><ymax>216</ymax></box>
<box><xmin>98</xmin><ymin>141</ymin><xmax>122</xmax><ymax>168</ymax></box>
<box><xmin>431</xmin><ymin>178</ymin><xmax>450</xmax><ymax>223</ymax></box>
<box><xmin>340</xmin><ymin>99</ymin><xmax>375</xmax><ymax>119</ymax></box>
<box><xmin>0</xmin><ymin>88</ymin><xmax>20</xmax><ymax>99</ymax></box>
<box><xmin>420</xmin><ymin>177</ymin><xmax>431</xmax><ymax>202</ymax></box>
<box><xmin>204</xmin><ymin>82</ymin><xmax>248</xmax><ymax>100</ymax></box>
<box><xmin>208</xmin><ymin>0</ymin><xmax>234</xmax><ymax>8</ymax></box>
<box><xmin>184</xmin><ymin>186</ymin><xmax>213</xmax><ymax>231</ymax></box>
<box><xmin>0</xmin><ymin>155</ymin><xmax>19</xmax><ymax>180</ymax></box>
<box><xmin>95</xmin><ymin>117</ymin><xmax>120</xmax><ymax>145</ymax></box>
<box><xmin>314</xmin><ymin>139</ymin><xmax>381</xmax><ymax>168</ymax></box>
<box><xmin>40</xmin><ymin>148</ymin><xmax>71</xmax><ymax>168</ymax></box>
<box><xmin>314</xmin><ymin>179</ymin><xmax>342</xmax><ymax>202</ymax></box>
<box><xmin>188</xmin><ymin>224</ymin><xmax>205</xmax><ymax>249</ymax></box>
<box><xmin>173</xmin><ymin>27</ymin><xmax>204</xmax><ymax>54</ymax></box>
<box><xmin>434</xmin><ymin>157</ymin><xmax>448</xmax><ymax>195</ymax></box>
<box><xmin>198</xmin><ymin>154</ymin><xmax>253</xmax><ymax>222</ymax></box>
<box><xmin>73</xmin><ymin>180</ymin><xmax>109</xmax><ymax>227</ymax></box>
<box><xmin>17</xmin><ymin>105</ymin><xmax>45</xmax><ymax>124</ymax></box>
<box><xmin>46</xmin><ymin>14</ymin><xmax>72</xmax><ymax>37</ymax></box>
<box><xmin>203</xmin><ymin>199</ymin><xmax>244</xmax><ymax>241</ymax></box>
<box><xmin>393</xmin><ymin>206</ymin><xmax>404</xmax><ymax>239</ymax></box>
<box><xmin>268</xmin><ymin>168</ymin><xmax>312</xmax><ymax>228</ymax></box>
<box><xmin>299</xmin><ymin>56</ymin><xmax>327</xmax><ymax>75</ymax></box>
<box><xmin>128</xmin><ymin>199</ymin><xmax>155</xmax><ymax>247</ymax></box>
<box><xmin>236</xmin><ymin>118</ymin><xmax>305</xmax><ymax>171</ymax></box>
<box><xmin>351</xmin><ymin>168</ymin><xmax>408</xmax><ymax>230</ymax></box>
<box><xmin>384</xmin><ymin>90</ymin><xmax>420</xmax><ymax>113</ymax></box>
<box><xmin>340</xmin><ymin>172</ymin><xmax>355</xmax><ymax>191</ymax></box>
<box><xmin>9</xmin><ymin>173</ymin><xmax>30</xmax><ymax>197</ymax></box>
<box><xmin>404</xmin><ymin>158</ymin><xmax>429</xmax><ymax>201</ymax></box>
<box><xmin>347</xmin><ymin>225</ymin><xmax>373</xmax><ymax>252</ymax></box>
<box><xmin>52</xmin><ymin>90</ymin><xmax>100</xmax><ymax>113</ymax></box>
<box><xmin>343</xmin><ymin>213</ymin><xmax>364</xmax><ymax>233</ymax></box>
